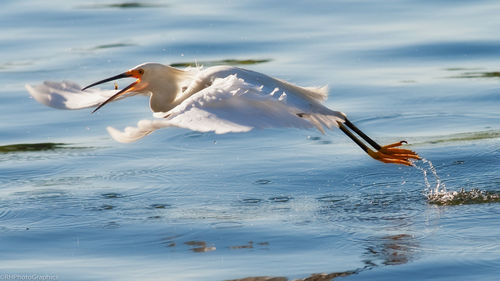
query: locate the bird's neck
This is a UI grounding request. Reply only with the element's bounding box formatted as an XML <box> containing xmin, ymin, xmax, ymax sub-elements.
<box><xmin>149</xmin><ymin>67</ymin><xmax>195</xmax><ymax>112</ymax></box>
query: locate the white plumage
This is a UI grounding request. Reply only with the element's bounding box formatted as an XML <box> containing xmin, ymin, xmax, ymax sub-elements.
<box><xmin>26</xmin><ymin>81</ymin><xmax>116</xmax><ymax>110</ymax></box>
<box><xmin>25</xmin><ymin>62</ymin><xmax>419</xmax><ymax>165</ymax></box>
<box><xmin>26</xmin><ymin>63</ymin><xmax>344</xmax><ymax>143</ymax></box>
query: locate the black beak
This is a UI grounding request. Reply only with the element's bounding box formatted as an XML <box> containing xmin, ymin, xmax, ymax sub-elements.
<box><xmin>81</xmin><ymin>71</ymin><xmax>139</xmax><ymax>113</ymax></box>
<box><xmin>91</xmin><ymin>81</ymin><xmax>139</xmax><ymax>113</ymax></box>
<box><xmin>81</xmin><ymin>72</ymin><xmax>132</xmax><ymax>91</ymax></box>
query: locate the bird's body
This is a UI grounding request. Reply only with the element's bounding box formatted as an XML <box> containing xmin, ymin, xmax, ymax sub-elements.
<box><xmin>145</xmin><ymin>64</ymin><xmax>337</xmax><ymax>117</ymax></box>
<box><xmin>26</xmin><ymin>62</ymin><xmax>419</xmax><ymax>165</ymax></box>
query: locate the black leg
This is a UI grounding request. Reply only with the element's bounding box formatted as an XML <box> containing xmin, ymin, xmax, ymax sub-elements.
<box><xmin>336</xmin><ymin>118</ymin><xmax>420</xmax><ymax>166</ymax></box>
<box><xmin>343</xmin><ymin>118</ymin><xmax>381</xmax><ymax>150</ymax></box>
<box><xmin>337</xmin><ymin>122</ymin><xmax>371</xmax><ymax>154</ymax></box>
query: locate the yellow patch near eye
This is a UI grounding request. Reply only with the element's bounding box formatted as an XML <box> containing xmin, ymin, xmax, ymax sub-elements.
<box><xmin>114</xmin><ymin>82</ymin><xmax>118</xmax><ymax>90</ymax></box>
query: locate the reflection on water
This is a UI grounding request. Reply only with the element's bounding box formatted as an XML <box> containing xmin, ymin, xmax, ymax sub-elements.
<box><xmin>226</xmin><ymin>277</ymin><xmax>287</xmax><ymax>281</ymax></box>
<box><xmin>230</xmin><ymin>241</ymin><xmax>269</xmax><ymax>250</ymax></box>
<box><xmin>96</xmin><ymin>204</ymin><xmax>115</xmax><ymax>211</ymax></box>
<box><xmin>71</xmin><ymin>43</ymin><xmax>137</xmax><ymax>53</ymax></box>
<box><xmin>162</xmin><ymin>238</ymin><xmax>270</xmax><ymax>253</ymax></box>
<box><xmin>79</xmin><ymin>2</ymin><xmax>167</xmax><ymax>9</ymax></box>
<box><xmin>170</xmin><ymin>59</ymin><xmax>272</xmax><ymax>68</ymax></box>
<box><xmin>101</xmin><ymin>192</ymin><xmax>125</xmax><ymax>199</ymax></box>
<box><xmin>254</xmin><ymin>179</ymin><xmax>272</xmax><ymax>185</ymax></box>
<box><xmin>0</xmin><ymin>142</ymin><xmax>67</xmax><ymax>153</ymax></box>
<box><xmin>417</xmin><ymin>130</ymin><xmax>500</xmax><ymax>145</ymax></box>
<box><xmin>185</xmin><ymin>240</ymin><xmax>216</xmax><ymax>253</ymax></box>
<box><xmin>363</xmin><ymin>234</ymin><xmax>418</xmax><ymax>267</ymax></box>
<box><xmin>226</xmin><ymin>233</ymin><xmax>417</xmax><ymax>281</ymax></box>
<box><xmin>447</xmin><ymin>69</ymin><xmax>500</xmax><ymax>79</ymax></box>
<box><xmin>149</xmin><ymin>203</ymin><xmax>171</xmax><ymax>209</ymax></box>
<box><xmin>0</xmin><ymin>60</ymin><xmax>33</xmax><ymax>70</ymax></box>
<box><xmin>226</xmin><ymin>271</ymin><xmax>356</xmax><ymax>281</ymax></box>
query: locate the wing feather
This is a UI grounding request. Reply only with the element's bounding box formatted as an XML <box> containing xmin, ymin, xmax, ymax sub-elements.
<box><xmin>26</xmin><ymin>81</ymin><xmax>120</xmax><ymax>110</ymax></box>
<box><xmin>27</xmin><ymin>74</ymin><xmax>344</xmax><ymax>143</ymax></box>
<box><xmin>107</xmin><ymin>75</ymin><xmax>316</xmax><ymax>142</ymax></box>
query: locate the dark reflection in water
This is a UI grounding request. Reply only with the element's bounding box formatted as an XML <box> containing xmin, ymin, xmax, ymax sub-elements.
<box><xmin>447</xmin><ymin>69</ymin><xmax>500</xmax><ymax>79</ymax></box>
<box><xmin>0</xmin><ymin>60</ymin><xmax>33</xmax><ymax>70</ymax></box>
<box><xmin>184</xmin><ymin>240</ymin><xmax>216</xmax><ymax>253</ymax></box>
<box><xmin>363</xmin><ymin>234</ymin><xmax>418</xmax><ymax>267</ymax></box>
<box><xmin>97</xmin><ymin>204</ymin><xmax>115</xmax><ymax>211</ymax></box>
<box><xmin>241</xmin><ymin>198</ymin><xmax>264</xmax><ymax>204</ymax></box>
<box><xmin>230</xmin><ymin>241</ymin><xmax>269</xmax><ymax>250</ymax></box>
<box><xmin>93</xmin><ymin>43</ymin><xmax>135</xmax><ymax>49</ymax></box>
<box><xmin>419</xmin><ymin>130</ymin><xmax>500</xmax><ymax>145</ymax></box>
<box><xmin>226</xmin><ymin>233</ymin><xmax>417</xmax><ymax>281</ymax></box>
<box><xmin>103</xmin><ymin>221</ymin><xmax>120</xmax><ymax>229</ymax></box>
<box><xmin>254</xmin><ymin>179</ymin><xmax>272</xmax><ymax>185</ymax></box>
<box><xmin>101</xmin><ymin>192</ymin><xmax>125</xmax><ymax>199</ymax></box>
<box><xmin>149</xmin><ymin>203</ymin><xmax>171</xmax><ymax>209</ymax></box>
<box><xmin>70</xmin><ymin>43</ymin><xmax>137</xmax><ymax>54</ymax></box>
<box><xmin>161</xmin><ymin>235</ymin><xmax>270</xmax><ymax>252</ymax></box>
<box><xmin>230</xmin><ymin>241</ymin><xmax>254</xmax><ymax>250</ymax></box>
<box><xmin>298</xmin><ymin>271</ymin><xmax>357</xmax><ymax>281</ymax></box>
<box><xmin>170</xmin><ymin>59</ymin><xmax>271</xmax><ymax>68</ymax></box>
<box><xmin>0</xmin><ymin>142</ymin><xmax>66</xmax><ymax>153</ymax></box>
<box><xmin>79</xmin><ymin>2</ymin><xmax>167</xmax><ymax>9</ymax></box>
<box><xmin>225</xmin><ymin>270</ymin><xmax>356</xmax><ymax>281</ymax></box>
<box><xmin>269</xmin><ymin>196</ymin><xmax>292</xmax><ymax>203</ymax></box>
<box><xmin>226</xmin><ymin>277</ymin><xmax>287</xmax><ymax>281</ymax></box>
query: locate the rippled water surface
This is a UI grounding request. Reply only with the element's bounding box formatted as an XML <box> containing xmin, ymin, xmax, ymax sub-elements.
<box><xmin>1</xmin><ymin>1</ymin><xmax>499</xmax><ymax>280</ymax></box>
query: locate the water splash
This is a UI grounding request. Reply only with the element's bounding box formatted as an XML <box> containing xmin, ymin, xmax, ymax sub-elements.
<box><xmin>412</xmin><ymin>158</ymin><xmax>500</xmax><ymax>205</ymax></box>
<box><xmin>411</xmin><ymin>158</ymin><xmax>446</xmax><ymax>195</ymax></box>
<box><xmin>427</xmin><ymin>188</ymin><xmax>500</xmax><ymax>206</ymax></box>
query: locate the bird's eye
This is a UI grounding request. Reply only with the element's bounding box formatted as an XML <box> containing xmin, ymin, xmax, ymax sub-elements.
<box><xmin>138</xmin><ymin>68</ymin><xmax>144</xmax><ymax>75</ymax></box>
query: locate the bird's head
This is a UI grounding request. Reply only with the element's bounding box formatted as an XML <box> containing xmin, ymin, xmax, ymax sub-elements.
<box><xmin>83</xmin><ymin>63</ymin><xmax>180</xmax><ymax>113</ymax></box>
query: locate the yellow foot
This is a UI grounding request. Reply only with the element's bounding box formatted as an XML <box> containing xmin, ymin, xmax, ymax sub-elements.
<box><xmin>367</xmin><ymin>141</ymin><xmax>421</xmax><ymax>166</ymax></box>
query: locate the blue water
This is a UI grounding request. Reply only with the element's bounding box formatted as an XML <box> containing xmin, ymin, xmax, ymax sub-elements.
<box><xmin>1</xmin><ymin>1</ymin><xmax>500</xmax><ymax>280</ymax></box>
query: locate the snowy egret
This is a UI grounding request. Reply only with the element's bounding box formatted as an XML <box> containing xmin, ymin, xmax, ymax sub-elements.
<box><xmin>26</xmin><ymin>62</ymin><xmax>419</xmax><ymax>165</ymax></box>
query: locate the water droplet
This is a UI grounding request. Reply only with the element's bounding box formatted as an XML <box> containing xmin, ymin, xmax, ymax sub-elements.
<box><xmin>411</xmin><ymin>158</ymin><xmax>446</xmax><ymax>195</ymax></box>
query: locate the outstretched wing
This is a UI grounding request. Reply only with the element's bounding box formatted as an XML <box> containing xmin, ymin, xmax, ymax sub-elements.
<box><xmin>26</xmin><ymin>81</ymin><xmax>121</xmax><ymax>110</ymax></box>
<box><xmin>27</xmin><ymin>76</ymin><xmax>344</xmax><ymax>143</ymax></box>
<box><xmin>107</xmin><ymin>75</ymin><xmax>318</xmax><ymax>143</ymax></box>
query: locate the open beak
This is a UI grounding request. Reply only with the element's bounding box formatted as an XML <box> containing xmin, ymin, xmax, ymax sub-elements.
<box><xmin>82</xmin><ymin>69</ymin><xmax>143</xmax><ymax>113</ymax></box>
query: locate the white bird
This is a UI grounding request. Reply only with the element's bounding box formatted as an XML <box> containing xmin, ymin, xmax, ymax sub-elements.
<box><xmin>26</xmin><ymin>62</ymin><xmax>419</xmax><ymax>165</ymax></box>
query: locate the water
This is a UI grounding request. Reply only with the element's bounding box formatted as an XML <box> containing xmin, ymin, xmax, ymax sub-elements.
<box><xmin>1</xmin><ymin>1</ymin><xmax>500</xmax><ymax>280</ymax></box>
